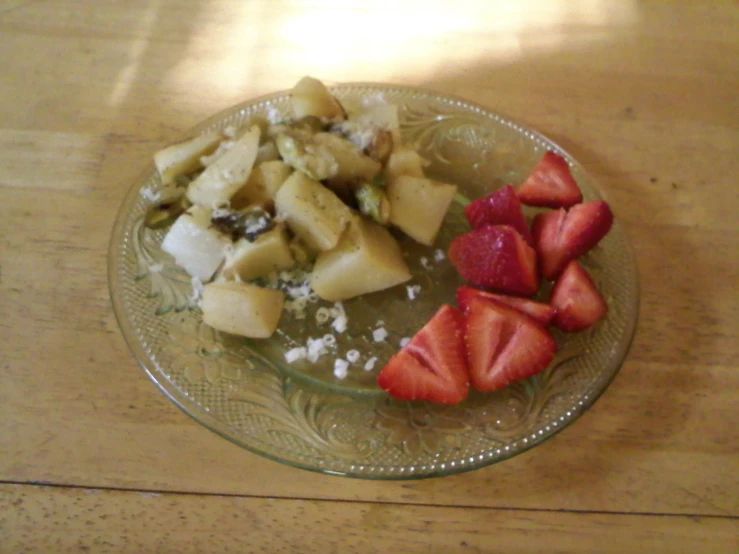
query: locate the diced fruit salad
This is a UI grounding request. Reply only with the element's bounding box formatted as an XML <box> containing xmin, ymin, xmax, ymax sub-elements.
<box><xmin>146</xmin><ymin>77</ymin><xmax>614</xmax><ymax>404</ymax></box>
<box><xmin>377</xmin><ymin>150</ymin><xmax>614</xmax><ymax>404</ymax></box>
<box><xmin>148</xmin><ymin>76</ymin><xmax>456</xmax><ymax>341</ymax></box>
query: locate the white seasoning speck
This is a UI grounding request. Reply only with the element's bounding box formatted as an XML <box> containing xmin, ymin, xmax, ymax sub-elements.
<box><xmin>364</xmin><ymin>357</ymin><xmax>378</xmax><ymax>371</ymax></box>
<box><xmin>333</xmin><ymin>359</ymin><xmax>349</xmax><ymax>379</ymax></box>
<box><xmin>140</xmin><ymin>186</ymin><xmax>160</xmax><ymax>202</ymax></box>
<box><xmin>223</xmin><ymin>126</ymin><xmax>237</xmax><ymax>138</ymax></box>
<box><xmin>285</xmin><ymin>347</ymin><xmax>307</xmax><ymax>363</ymax></box>
<box><xmin>189</xmin><ymin>277</ymin><xmax>204</xmax><ymax>307</ymax></box>
<box><xmin>322</xmin><ymin>334</ymin><xmax>337</xmax><ymax>347</ymax></box>
<box><xmin>372</xmin><ymin>327</ymin><xmax>388</xmax><ymax>342</ymax></box>
<box><xmin>346</xmin><ymin>349</ymin><xmax>360</xmax><ymax>363</ymax></box>
<box><xmin>434</xmin><ymin>249</ymin><xmax>446</xmax><ymax>262</ymax></box>
<box><xmin>306</xmin><ymin>337</ymin><xmax>326</xmax><ymax>363</ymax></box>
<box><xmin>420</xmin><ymin>256</ymin><xmax>432</xmax><ymax>270</ymax></box>
<box><xmin>406</xmin><ymin>284</ymin><xmax>421</xmax><ymax>300</ymax></box>
<box><xmin>399</xmin><ymin>337</ymin><xmax>411</xmax><ymax>347</ymax></box>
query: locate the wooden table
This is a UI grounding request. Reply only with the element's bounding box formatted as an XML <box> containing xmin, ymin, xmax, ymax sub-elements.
<box><xmin>1</xmin><ymin>1</ymin><xmax>737</xmax><ymax>552</ymax></box>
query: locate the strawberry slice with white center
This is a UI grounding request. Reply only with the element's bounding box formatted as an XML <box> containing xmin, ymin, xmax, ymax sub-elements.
<box><xmin>532</xmin><ymin>200</ymin><xmax>614</xmax><ymax>280</ymax></box>
<box><xmin>463</xmin><ymin>296</ymin><xmax>556</xmax><ymax>392</ymax></box>
<box><xmin>377</xmin><ymin>304</ymin><xmax>469</xmax><ymax>404</ymax></box>
<box><xmin>448</xmin><ymin>225</ymin><xmax>539</xmax><ymax>296</ymax></box>
<box><xmin>517</xmin><ymin>150</ymin><xmax>583</xmax><ymax>209</ymax></box>
<box><xmin>464</xmin><ymin>184</ymin><xmax>533</xmax><ymax>245</ymax></box>
<box><xmin>550</xmin><ymin>260</ymin><xmax>608</xmax><ymax>332</ymax></box>
<box><xmin>456</xmin><ymin>285</ymin><xmax>556</xmax><ymax>327</ymax></box>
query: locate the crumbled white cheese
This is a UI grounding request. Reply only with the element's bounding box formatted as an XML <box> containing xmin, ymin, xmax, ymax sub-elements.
<box><xmin>306</xmin><ymin>337</ymin><xmax>327</xmax><ymax>363</ymax></box>
<box><xmin>420</xmin><ymin>256</ymin><xmax>432</xmax><ymax>270</ymax></box>
<box><xmin>211</xmin><ymin>208</ymin><xmax>231</xmax><ymax>219</ymax></box>
<box><xmin>372</xmin><ymin>327</ymin><xmax>388</xmax><ymax>342</ymax></box>
<box><xmin>333</xmin><ymin>358</ymin><xmax>349</xmax><ymax>379</ymax></box>
<box><xmin>346</xmin><ymin>349</ymin><xmax>360</xmax><ymax>363</ymax></box>
<box><xmin>406</xmin><ymin>284</ymin><xmax>421</xmax><ymax>300</ymax></box>
<box><xmin>364</xmin><ymin>357</ymin><xmax>378</xmax><ymax>371</ymax></box>
<box><xmin>244</xmin><ymin>216</ymin><xmax>270</xmax><ymax>236</ymax></box>
<box><xmin>148</xmin><ymin>263</ymin><xmax>164</xmax><ymax>273</ymax></box>
<box><xmin>400</xmin><ymin>337</ymin><xmax>411</xmax><ymax>348</ymax></box>
<box><xmin>285</xmin><ymin>347</ymin><xmax>307</xmax><ymax>363</ymax></box>
<box><xmin>322</xmin><ymin>334</ymin><xmax>337</xmax><ymax>347</ymax></box>
<box><xmin>140</xmin><ymin>186</ymin><xmax>160</xmax><ymax>202</ymax></box>
<box><xmin>434</xmin><ymin>249</ymin><xmax>446</xmax><ymax>262</ymax></box>
<box><xmin>266</xmin><ymin>107</ymin><xmax>283</xmax><ymax>124</ymax></box>
<box><xmin>330</xmin><ymin>302</ymin><xmax>348</xmax><ymax>333</ymax></box>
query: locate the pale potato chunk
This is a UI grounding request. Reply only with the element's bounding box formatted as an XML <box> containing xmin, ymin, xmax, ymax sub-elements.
<box><xmin>312</xmin><ymin>133</ymin><xmax>382</xmax><ymax>187</ymax></box>
<box><xmin>385</xmin><ymin>146</ymin><xmax>427</xmax><ymax>182</ymax></box>
<box><xmin>311</xmin><ymin>216</ymin><xmax>412</xmax><ymax>301</ymax></box>
<box><xmin>387</xmin><ymin>175</ymin><xmax>457</xmax><ymax>246</ymax></box>
<box><xmin>186</xmin><ymin>125</ymin><xmax>261</xmax><ymax>208</ymax></box>
<box><xmin>255</xmin><ymin>140</ymin><xmax>280</xmax><ymax>164</ymax></box>
<box><xmin>154</xmin><ymin>130</ymin><xmax>225</xmax><ymax>185</ymax></box>
<box><xmin>275</xmin><ymin>172</ymin><xmax>352</xmax><ymax>251</ymax></box>
<box><xmin>202</xmin><ymin>281</ymin><xmax>284</xmax><ymax>338</ymax></box>
<box><xmin>290</xmin><ymin>76</ymin><xmax>344</xmax><ymax>120</ymax></box>
<box><xmin>230</xmin><ymin>161</ymin><xmax>293</xmax><ymax>209</ymax></box>
<box><xmin>161</xmin><ymin>206</ymin><xmax>230</xmax><ymax>280</ymax></box>
<box><xmin>221</xmin><ymin>223</ymin><xmax>294</xmax><ymax>281</ymax></box>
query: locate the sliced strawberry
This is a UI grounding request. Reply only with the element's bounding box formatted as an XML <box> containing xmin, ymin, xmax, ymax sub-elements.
<box><xmin>377</xmin><ymin>304</ymin><xmax>469</xmax><ymax>404</ymax></box>
<box><xmin>456</xmin><ymin>285</ymin><xmax>556</xmax><ymax>327</ymax></box>
<box><xmin>532</xmin><ymin>200</ymin><xmax>614</xmax><ymax>279</ymax></box>
<box><xmin>550</xmin><ymin>260</ymin><xmax>608</xmax><ymax>332</ymax></box>
<box><xmin>448</xmin><ymin>225</ymin><xmax>539</xmax><ymax>296</ymax></box>
<box><xmin>464</xmin><ymin>184</ymin><xmax>533</xmax><ymax>245</ymax></box>
<box><xmin>464</xmin><ymin>296</ymin><xmax>556</xmax><ymax>392</ymax></box>
<box><xmin>517</xmin><ymin>150</ymin><xmax>583</xmax><ymax>208</ymax></box>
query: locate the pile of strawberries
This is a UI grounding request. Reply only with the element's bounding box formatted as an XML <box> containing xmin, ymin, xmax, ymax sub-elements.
<box><xmin>378</xmin><ymin>151</ymin><xmax>614</xmax><ymax>404</ymax></box>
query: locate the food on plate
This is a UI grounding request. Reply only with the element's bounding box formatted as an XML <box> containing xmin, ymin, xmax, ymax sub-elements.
<box><xmin>387</xmin><ymin>175</ymin><xmax>457</xmax><ymax>245</ymax></box>
<box><xmin>517</xmin><ymin>150</ymin><xmax>583</xmax><ymax>208</ymax></box>
<box><xmin>549</xmin><ymin>260</ymin><xmax>608</xmax><ymax>332</ymax></box>
<box><xmin>532</xmin><ymin>199</ymin><xmax>614</xmax><ymax>279</ymax></box>
<box><xmin>448</xmin><ymin>225</ymin><xmax>539</xmax><ymax>296</ymax></box>
<box><xmin>462</xmin><ymin>295</ymin><xmax>557</xmax><ymax>392</ymax></box>
<box><xmin>463</xmin><ymin>184</ymin><xmax>533</xmax><ymax>245</ymax></box>
<box><xmin>377</xmin><ymin>304</ymin><xmax>469</xmax><ymax>404</ymax></box>
<box><xmin>201</xmin><ymin>281</ymin><xmax>284</xmax><ymax>338</ymax></box>
<box><xmin>150</xmin><ymin>76</ymin><xmax>456</xmax><ymax>341</ymax></box>
<box><xmin>311</xmin><ymin>215</ymin><xmax>411</xmax><ymax>301</ymax></box>
<box><xmin>186</xmin><ymin>125</ymin><xmax>261</xmax><ymax>209</ymax></box>
<box><xmin>456</xmin><ymin>285</ymin><xmax>556</xmax><ymax>327</ymax></box>
<box><xmin>153</xmin><ymin>129</ymin><xmax>226</xmax><ymax>185</ymax></box>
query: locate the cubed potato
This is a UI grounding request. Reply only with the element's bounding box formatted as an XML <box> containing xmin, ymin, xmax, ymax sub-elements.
<box><xmin>221</xmin><ymin>223</ymin><xmax>294</xmax><ymax>281</ymax></box>
<box><xmin>275</xmin><ymin>172</ymin><xmax>352</xmax><ymax>251</ymax></box>
<box><xmin>275</xmin><ymin>132</ymin><xmax>338</xmax><ymax>181</ymax></box>
<box><xmin>387</xmin><ymin>175</ymin><xmax>457</xmax><ymax>245</ymax></box>
<box><xmin>186</xmin><ymin>125</ymin><xmax>261</xmax><ymax>208</ymax></box>
<box><xmin>154</xmin><ymin>130</ymin><xmax>225</xmax><ymax>185</ymax></box>
<box><xmin>311</xmin><ymin>215</ymin><xmax>412</xmax><ymax>301</ymax></box>
<box><xmin>202</xmin><ymin>281</ymin><xmax>284</xmax><ymax>338</ymax></box>
<box><xmin>161</xmin><ymin>206</ymin><xmax>231</xmax><ymax>280</ymax></box>
<box><xmin>385</xmin><ymin>146</ymin><xmax>428</xmax><ymax>182</ymax></box>
<box><xmin>290</xmin><ymin>76</ymin><xmax>345</xmax><ymax>120</ymax></box>
<box><xmin>312</xmin><ymin>132</ymin><xmax>382</xmax><ymax>188</ymax></box>
<box><xmin>255</xmin><ymin>140</ymin><xmax>280</xmax><ymax>164</ymax></box>
<box><xmin>230</xmin><ymin>161</ymin><xmax>293</xmax><ymax>209</ymax></box>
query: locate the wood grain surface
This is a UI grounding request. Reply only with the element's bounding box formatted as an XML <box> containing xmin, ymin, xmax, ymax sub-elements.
<box><xmin>1</xmin><ymin>1</ymin><xmax>737</xmax><ymax>551</ymax></box>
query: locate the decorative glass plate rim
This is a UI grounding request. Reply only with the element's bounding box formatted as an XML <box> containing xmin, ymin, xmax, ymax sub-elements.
<box><xmin>108</xmin><ymin>82</ymin><xmax>640</xmax><ymax>479</ymax></box>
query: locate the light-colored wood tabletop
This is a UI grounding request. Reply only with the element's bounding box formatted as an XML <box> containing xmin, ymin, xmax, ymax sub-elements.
<box><xmin>1</xmin><ymin>1</ymin><xmax>737</xmax><ymax>552</ymax></box>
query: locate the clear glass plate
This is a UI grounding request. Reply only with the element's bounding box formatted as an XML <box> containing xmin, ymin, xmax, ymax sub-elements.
<box><xmin>108</xmin><ymin>84</ymin><xmax>639</xmax><ymax>479</ymax></box>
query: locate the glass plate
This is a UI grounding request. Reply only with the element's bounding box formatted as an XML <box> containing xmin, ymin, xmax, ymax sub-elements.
<box><xmin>109</xmin><ymin>84</ymin><xmax>639</xmax><ymax>479</ymax></box>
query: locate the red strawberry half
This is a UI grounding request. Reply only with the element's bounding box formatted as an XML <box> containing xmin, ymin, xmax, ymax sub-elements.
<box><xmin>377</xmin><ymin>304</ymin><xmax>469</xmax><ymax>404</ymax></box>
<box><xmin>532</xmin><ymin>200</ymin><xmax>614</xmax><ymax>280</ymax></box>
<box><xmin>517</xmin><ymin>150</ymin><xmax>583</xmax><ymax>208</ymax></box>
<box><xmin>464</xmin><ymin>184</ymin><xmax>533</xmax><ymax>245</ymax></box>
<box><xmin>550</xmin><ymin>260</ymin><xmax>608</xmax><ymax>332</ymax></box>
<box><xmin>463</xmin><ymin>296</ymin><xmax>556</xmax><ymax>392</ymax></box>
<box><xmin>449</xmin><ymin>225</ymin><xmax>539</xmax><ymax>296</ymax></box>
<box><xmin>456</xmin><ymin>285</ymin><xmax>556</xmax><ymax>327</ymax></box>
